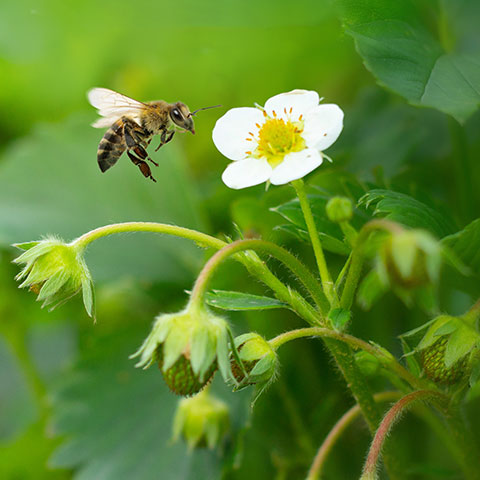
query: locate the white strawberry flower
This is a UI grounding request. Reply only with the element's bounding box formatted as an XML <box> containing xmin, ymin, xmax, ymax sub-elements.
<box><xmin>212</xmin><ymin>90</ymin><xmax>344</xmax><ymax>189</ymax></box>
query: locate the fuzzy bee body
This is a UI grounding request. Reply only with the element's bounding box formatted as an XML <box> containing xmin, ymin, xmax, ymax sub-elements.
<box><xmin>88</xmin><ymin>88</ymin><xmax>196</xmax><ymax>182</ymax></box>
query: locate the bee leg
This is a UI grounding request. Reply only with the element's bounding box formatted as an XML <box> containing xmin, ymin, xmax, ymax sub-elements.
<box><xmin>155</xmin><ymin>129</ymin><xmax>175</xmax><ymax>151</ymax></box>
<box><xmin>127</xmin><ymin>150</ymin><xmax>157</xmax><ymax>182</ymax></box>
<box><xmin>133</xmin><ymin>145</ymin><xmax>159</xmax><ymax>167</ymax></box>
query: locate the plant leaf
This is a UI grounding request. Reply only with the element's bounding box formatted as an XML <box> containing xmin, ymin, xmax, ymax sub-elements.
<box><xmin>204</xmin><ymin>290</ymin><xmax>288</xmax><ymax>311</ymax></box>
<box><xmin>358</xmin><ymin>189</ymin><xmax>455</xmax><ymax>237</ymax></box>
<box><xmin>335</xmin><ymin>0</ymin><xmax>480</xmax><ymax>122</ymax></box>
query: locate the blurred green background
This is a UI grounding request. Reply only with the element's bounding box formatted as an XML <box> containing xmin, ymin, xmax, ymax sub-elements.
<box><xmin>1</xmin><ymin>1</ymin><xmax>479</xmax><ymax>479</ymax></box>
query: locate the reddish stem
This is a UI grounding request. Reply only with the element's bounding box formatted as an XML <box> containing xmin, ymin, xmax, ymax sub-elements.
<box><xmin>361</xmin><ymin>390</ymin><xmax>444</xmax><ymax>479</ymax></box>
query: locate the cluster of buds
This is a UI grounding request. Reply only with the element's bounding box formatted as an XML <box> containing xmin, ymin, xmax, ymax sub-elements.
<box><xmin>131</xmin><ymin>303</ymin><xmax>231</xmax><ymax>396</ymax></box>
<box><xmin>13</xmin><ymin>237</ymin><xmax>95</xmax><ymax>318</ymax></box>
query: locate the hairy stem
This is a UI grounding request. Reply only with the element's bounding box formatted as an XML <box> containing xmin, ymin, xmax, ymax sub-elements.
<box><xmin>306</xmin><ymin>391</ymin><xmax>400</xmax><ymax>480</ymax></box>
<box><xmin>73</xmin><ymin>221</ymin><xmax>226</xmax><ymax>252</ymax></box>
<box><xmin>269</xmin><ymin>327</ymin><xmax>423</xmax><ymax>390</ymax></box>
<box><xmin>361</xmin><ymin>390</ymin><xmax>446</xmax><ymax>480</ymax></box>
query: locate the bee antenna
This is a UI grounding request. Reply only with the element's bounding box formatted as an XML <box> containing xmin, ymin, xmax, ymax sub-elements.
<box><xmin>188</xmin><ymin>105</ymin><xmax>222</xmax><ymax>117</ymax></box>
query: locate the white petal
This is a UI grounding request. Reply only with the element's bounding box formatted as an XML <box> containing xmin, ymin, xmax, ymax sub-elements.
<box><xmin>264</xmin><ymin>90</ymin><xmax>319</xmax><ymax>120</ymax></box>
<box><xmin>270</xmin><ymin>148</ymin><xmax>323</xmax><ymax>185</ymax></box>
<box><xmin>222</xmin><ymin>158</ymin><xmax>273</xmax><ymax>189</ymax></box>
<box><xmin>212</xmin><ymin>107</ymin><xmax>264</xmax><ymax>161</ymax></box>
<box><xmin>302</xmin><ymin>104</ymin><xmax>344</xmax><ymax>151</ymax></box>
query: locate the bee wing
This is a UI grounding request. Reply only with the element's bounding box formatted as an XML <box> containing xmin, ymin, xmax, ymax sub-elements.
<box><xmin>87</xmin><ymin>88</ymin><xmax>146</xmax><ymax>128</ymax></box>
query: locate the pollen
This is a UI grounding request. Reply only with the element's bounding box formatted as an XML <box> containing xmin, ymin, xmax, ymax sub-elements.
<box><xmin>252</xmin><ymin>116</ymin><xmax>305</xmax><ymax>167</ymax></box>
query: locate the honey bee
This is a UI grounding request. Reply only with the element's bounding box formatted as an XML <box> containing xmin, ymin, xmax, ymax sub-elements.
<box><xmin>87</xmin><ymin>88</ymin><xmax>219</xmax><ymax>182</ymax></box>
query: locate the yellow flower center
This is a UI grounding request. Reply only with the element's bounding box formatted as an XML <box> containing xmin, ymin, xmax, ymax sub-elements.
<box><xmin>246</xmin><ymin>111</ymin><xmax>305</xmax><ymax>167</ymax></box>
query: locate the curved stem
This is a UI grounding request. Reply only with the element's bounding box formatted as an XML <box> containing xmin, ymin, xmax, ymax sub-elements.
<box><xmin>306</xmin><ymin>391</ymin><xmax>401</xmax><ymax>480</ymax></box>
<box><xmin>269</xmin><ymin>327</ymin><xmax>424</xmax><ymax>390</ymax></box>
<box><xmin>190</xmin><ymin>239</ymin><xmax>326</xmax><ymax>315</ymax></box>
<box><xmin>341</xmin><ymin>219</ymin><xmax>404</xmax><ymax>310</ymax></box>
<box><xmin>73</xmin><ymin>221</ymin><xmax>226</xmax><ymax>252</ymax></box>
<box><xmin>361</xmin><ymin>390</ymin><xmax>447</xmax><ymax>480</ymax></box>
<box><xmin>292</xmin><ymin>179</ymin><xmax>337</xmax><ymax>307</ymax></box>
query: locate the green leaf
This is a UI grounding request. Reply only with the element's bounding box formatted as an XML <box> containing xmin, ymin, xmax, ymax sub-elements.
<box><xmin>442</xmin><ymin>218</ymin><xmax>480</xmax><ymax>273</ymax></box>
<box><xmin>0</xmin><ymin>114</ymin><xmax>205</xmax><ymax>285</ymax></box>
<box><xmin>49</xmin><ymin>326</ymin><xmax>250</xmax><ymax>480</ymax></box>
<box><xmin>204</xmin><ymin>290</ymin><xmax>288</xmax><ymax>311</ymax></box>
<box><xmin>335</xmin><ymin>0</ymin><xmax>480</xmax><ymax>122</ymax></box>
<box><xmin>359</xmin><ymin>189</ymin><xmax>455</xmax><ymax>237</ymax></box>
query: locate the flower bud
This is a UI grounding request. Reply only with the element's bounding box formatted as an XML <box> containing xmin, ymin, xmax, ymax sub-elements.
<box><xmin>326</xmin><ymin>196</ymin><xmax>353</xmax><ymax>223</ymax></box>
<box><xmin>13</xmin><ymin>237</ymin><xmax>95</xmax><ymax>317</ymax></box>
<box><xmin>172</xmin><ymin>389</ymin><xmax>229</xmax><ymax>450</ymax></box>
<box><xmin>231</xmin><ymin>332</ymin><xmax>278</xmax><ymax>387</ymax></box>
<box><xmin>131</xmin><ymin>305</ymin><xmax>232</xmax><ymax>396</ymax></box>
<box><xmin>379</xmin><ymin>229</ymin><xmax>441</xmax><ymax>289</ymax></box>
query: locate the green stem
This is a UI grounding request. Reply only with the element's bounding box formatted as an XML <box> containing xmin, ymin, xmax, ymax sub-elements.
<box><xmin>190</xmin><ymin>239</ymin><xmax>326</xmax><ymax>316</ymax></box>
<box><xmin>361</xmin><ymin>390</ymin><xmax>447</xmax><ymax>480</ymax></box>
<box><xmin>269</xmin><ymin>327</ymin><xmax>423</xmax><ymax>390</ymax></box>
<box><xmin>341</xmin><ymin>219</ymin><xmax>403</xmax><ymax>310</ymax></box>
<box><xmin>306</xmin><ymin>391</ymin><xmax>401</xmax><ymax>480</ymax></box>
<box><xmin>73</xmin><ymin>221</ymin><xmax>226</xmax><ymax>252</ymax></box>
<box><xmin>292</xmin><ymin>179</ymin><xmax>336</xmax><ymax>306</ymax></box>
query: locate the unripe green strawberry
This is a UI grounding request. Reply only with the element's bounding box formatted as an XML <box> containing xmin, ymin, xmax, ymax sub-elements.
<box><xmin>157</xmin><ymin>346</ymin><xmax>217</xmax><ymax>396</ymax></box>
<box><xmin>131</xmin><ymin>305</ymin><xmax>232</xmax><ymax>395</ymax></box>
<box><xmin>421</xmin><ymin>337</ymin><xmax>467</xmax><ymax>385</ymax></box>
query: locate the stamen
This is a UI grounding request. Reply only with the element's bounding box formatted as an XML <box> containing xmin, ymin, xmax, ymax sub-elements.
<box><xmin>263</xmin><ymin>110</ymin><xmax>267</xmax><ymax>117</ymax></box>
<box><xmin>255</xmin><ymin>123</ymin><xmax>261</xmax><ymax>128</ymax></box>
<box><xmin>298</xmin><ymin>114</ymin><xmax>303</xmax><ymax>121</ymax></box>
<box><xmin>272</xmin><ymin>110</ymin><xmax>277</xmax><ymax>117</ymax></box>
<box><xmin>246</xmin><ymin>138</ymin><xmax>252</xmax><ymax>141</ymax></box>
<box><xmin>289</xmin><ymin>107</ymin><xmax>293</xmax><ymax>114</ymax></box>
<box><xmin>248</xmin><ymin>132</ymin><xmax>254</xmax><ymax>136</ymax></box>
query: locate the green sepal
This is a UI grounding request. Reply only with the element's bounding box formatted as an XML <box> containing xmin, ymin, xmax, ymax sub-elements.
<box><xmin>445</xmin><ymin>326</ymin><xmax>480</xmax><ymax>368</ymax></box>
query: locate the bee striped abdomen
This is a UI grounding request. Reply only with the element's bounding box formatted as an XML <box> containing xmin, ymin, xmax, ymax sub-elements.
<box><xmin>97</xmin><ymin>119</ymin><xmax>126</xmax><ymax>172</ymax></box>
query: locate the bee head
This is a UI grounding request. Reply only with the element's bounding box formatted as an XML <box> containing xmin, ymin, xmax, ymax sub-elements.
<box><xmin>170</xmin><ymin>102</ymin><xmax>195</xmax><ymax>134</ymax></box>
